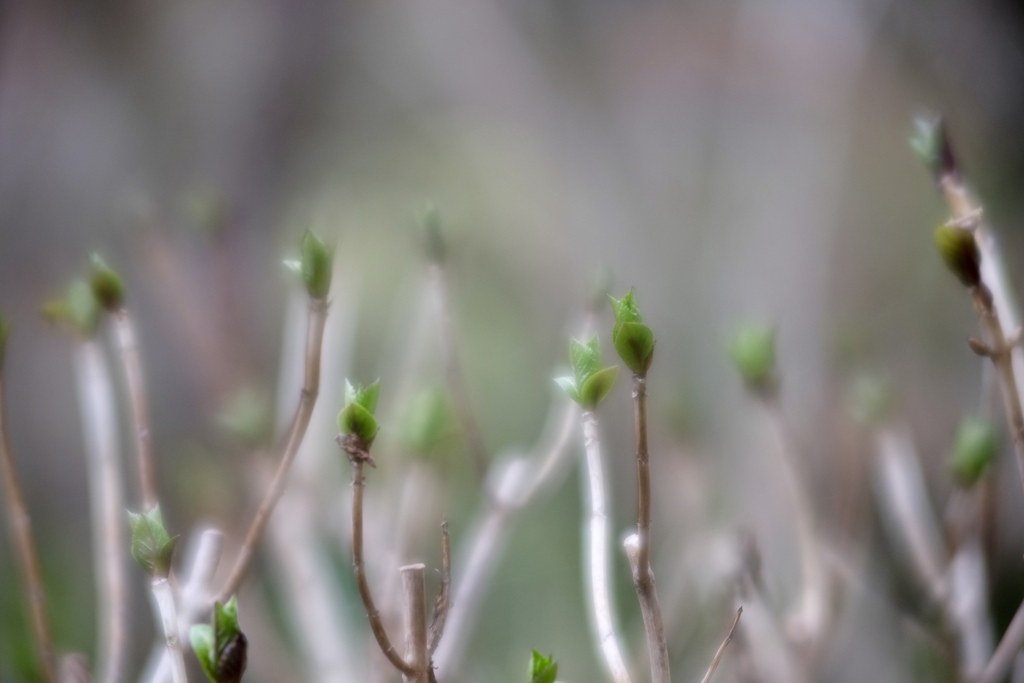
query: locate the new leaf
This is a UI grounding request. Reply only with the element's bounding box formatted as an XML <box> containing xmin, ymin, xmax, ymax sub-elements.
<box><xmin>127</xmin><ymin>506</ymin><xmax>177</xmax><ymax>578</ymax></box>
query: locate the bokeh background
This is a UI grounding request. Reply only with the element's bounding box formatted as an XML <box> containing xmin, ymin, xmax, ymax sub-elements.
<box><xmin>3</xmin><ymin>0</ymin><xmax>1024</xmax><ymax>681</ymax></box>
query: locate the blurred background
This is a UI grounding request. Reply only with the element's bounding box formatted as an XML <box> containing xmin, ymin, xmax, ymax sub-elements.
<box><xmin>3</xmin><ymin>0</ymin><xmax>1024</xmax><ymax>680</ymax></box>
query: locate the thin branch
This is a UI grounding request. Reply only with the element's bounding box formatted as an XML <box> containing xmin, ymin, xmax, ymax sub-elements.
<box><xmin>350</xmin><ymin>459</ymin><xmax>418</xmax><ymax>678</ymax></box>
<box><xmin>112</xmin><ymin>310</ymin><xmax>159</xmax><ymax>510</ymax></box>
<box><xmin>982</xmin><ymin>600</ymin><xmax>1024</xmax><ymax>683</ymax></box>
<box><xmin>581</xmin><ymin>410</ymin><xmax>633</xmax><ymax>683</ymax></box>
<box><xmin>216</xmin><ymin>298</ymin><xmax>328</xmax><ymax>602</ymax></box>
<box><xmin>700</xmin><ymin>608</ymin><xmax>743</xmax><ymax>683</ymax></box>
<box><xmin>151</xmin><ymin>578</ymin><xmax>188</xmax><ymax>683</ymax></box>
<box><xmin>628</xmin><ymin>375</ymin><xmax>670</xmax><ymax>683</ymax></box>
<box><xmin>400</xmin><ymin>564</ymin><xmax>430</xmax><ymax>683</ymax></box>
<box><xmin>0</xmin><ymin>370</ymin><xmax>58</xmax><ymax>683</ymax></box>
<box><xmin>429</xmin><ymin>262</ymin><xmax>488</xmax><ymax>482</ymax></box>
<box><xmin>428</xmin><ymin>520</ymin><xmax>451</xmax><ymax>655</ymax></box>
<box><xmin>74</xmin><ymin>341</ymin><xmax>129</xmax><ymax>683</ymax></box>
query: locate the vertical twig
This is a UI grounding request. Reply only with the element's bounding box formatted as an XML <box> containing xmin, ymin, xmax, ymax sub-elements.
<box><xmin>74</xmin><ymin>341</ymin><xmax>128</xmax><ymax>683</ymax></box>
<box><xmin>700</xmin><ymin>608</ymin><xmax>743</xmax><ymax>683</ymax></box>
<box><xmin>0</xmin><ymin>368</ymin><xmax>58</xmax><ymax>683</ymax></box>
<box><xmin>112</xmin><ymin>310</ymin><xmax>159</xmax><ymax>511</ymax></box>
<box><xmin>627</xmin><ymin>375</ymin><xmax>670</xmax><ymax>683</ymax></box>
<box><xmin>581</xmin><ymin>410</ymin><xmax>633</xmax><ymax>683</ymax></box>
<box><xmin>427</xmin><ymin>521</ymin><xmax>451</xmax><ymax>655</ymax></box>
<box><xmin>216</xmin><ymin>298</ymin><xmax>328</xmax><ymax>602</ymax></box>
<box><xmin>400</xmin><ymin>564</ymin><xmax>430</xmax><ymax>683</ymax></box>
<box><xmin>150</xmin><ymin>578</ymin><xmax>188</xmax><ymax>683</ymax></box>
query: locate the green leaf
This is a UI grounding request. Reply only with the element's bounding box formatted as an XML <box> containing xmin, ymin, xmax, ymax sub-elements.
<box><xmin>909</xmin><ymin>115</ymin><xmax>957</xmax><ymax>181</ymax></box>
<box><xmin>579</xmin><ymin>365</ymin><xmax>619</xmax><ymax>409</ymax></box>
<box><xmin>127</xmin><ymin>506</ymin><xmax>177</xmax><ymax>577</ymax></box>
<box><xmin>89</xmin><ymin>254</ymin><xmax>125</xmax><ymax>311</ymax></box>
<box><xmin>609</xmin><ymin>288</ymin><xmax>643</xmax><ymax>326</ymax></box>
<box><xmin>934</xmin><ymin>224</ymin><xmax>981</xmax><ymax>288</ymax></box>
<box><xmin>612</xmin><ymin>321</ymin><xmax>655</xmax><ymax>375</ymax></box>
<box><xmin>344</xmin><ymin>379</ymin><xmax>381</xmax><ymax>414</ymax></box>
<box><xmin>418</xmin><ymin>203</ymin><xmax>445</xmax><ymax>264</ymax></box>
<box><xmin>337</xmin><ymin>402</ymin><xmax>379</xmax><ymax>446</ymax></box>
<box><xmin>530</xmin><ymin>650</ymin><xmax>558</xmax><ymax>683</ymax></box>
<box><xmin>0</xmin><ymin>314</ymin><xmax>8</xmax><ymax>369</ymax></box>
<box><xmin>729</xmin><ymin>324</ymin><xmax>776</xmax><ymax>392</ymax></box>
<box><xmin>299</xmin><ymin>230</ymin><xmax>334</xmax><ymax>300</ymax></box>
<box><xmin>569</xmin><ymin>336</ymin><xmax>602</xmax><ymax>386</ymax></box>
<box><xmin>190</xmin><ymin>624</ymin><xmax>216</xmax><ymax>682</ymax></box>
<box><xmin>950</xmin><ymin>417</ymin><xmax>998</xmax><ymax>487</ymax></box>
<box><xmin>554</xmin><ymin>376</ymin><xmax>580</xmax><ymax>404</ymax></box>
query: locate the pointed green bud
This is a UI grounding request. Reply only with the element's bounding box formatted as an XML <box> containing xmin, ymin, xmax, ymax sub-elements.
<box><xmin>934</xmin><ymin>224</ymin><xmax>981</xmax><ymax>288</ymax></box>
<box><xmin>0</xmin><ymin>315</ymin><xmax>8</xmax><ymax>370</ymax></box>
<box><xmin>530</xmin><ymin>650</ymin><xmax>558</xmax><ymax>683</ymax></box>
<box><xmin>419</xmin><ymin>203</ymin><xmax>445</xmax><ymax>264</ymax></box>
<box><xmin>89</xmin><ymin>254</ymin><xmax>125</xmax><ymax>311</ymax></box>
<box><xmin>730</xmin><ymin>324</ymin><xmax>777</xmax><ymax>393</ymax></box>
<box><xmin>127</xmin><ymin>506</ymin><xmax>177</xmax><ymax>577</ymax></box>
<box><xmin>950</xmin><ymin>417</ymin><xmax>997</xmax><ymax>487</ymax></box>
<box><xmin>299</xmin><ymin>230</ymin><xmax>334</xmax><ymax>300</ymax></box>
<box><xmin>609</xmin><ymin>289</ymin><xmax>655</xmax><ymax>375</ymax></box>
<box><xmin>190</xmin><ymin>596</ymin><xmax>248</xmax><ymax>683</ymax></box>
<box><xmin>338</xmin><ymin>379</ymin><xmax>381</xmax><ymax>447</ymax></box>
<box><xmin>909</xmin><ymin>116</ymin><xmax>957</xmax><ymax>182</ymax></box>
<box><xmin>558</xmin><ymin>336</ymin><xmax>618</xmax><ymax>409</ymax></box>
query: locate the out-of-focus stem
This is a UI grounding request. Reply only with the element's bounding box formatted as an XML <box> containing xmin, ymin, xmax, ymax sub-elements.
<box><xmin>427</xmin><ymin>521</ymin><xmax>451</xmax><ymax>655</ymax></box>
<box><xmin>74</xmin><ymin>341</ymin><xmax>128</xmax><ymax>683</ymax></box>
<box><xmin>581</xmin><ymin>410</ymin><xmax>633</xmax><ymax>683</ymax></box>
<box><xmin>216</xmin><ymin>298</ymin><xmax>328</xmax><ymax>602</ymax></box>
<box><xmin>0</xmin><ymin>372</ymin><xmax>57</xmax><ymax>683</ymax></box>
<box><xmin>112</xmin><ymin>310</ymin><xmax>159</xmax><ymax>510</ymax></box>
<box><xmin>627</xmin><ymin>375</ymin><xmax>669</xmax><ymax>683</ymax></box>
<box><xmin>700</xmin><ymin>608</ymin><xmax>743</xmax><ymax>683</ymax></box>
<box><xmin>400</xmin><ymin>564</ymin><xmax>429</xmax><ymax>683</ymax></box>
<box><xmin>151</xmin><ymin>578</ymin><xmax>188</xmax><ymax>683</ymax></box>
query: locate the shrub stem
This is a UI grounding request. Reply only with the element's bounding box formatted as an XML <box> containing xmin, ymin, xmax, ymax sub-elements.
<box><xmin>112</xmin><ymin>309</ymin><xmax>159</xmax><ymax>510</ymax></box>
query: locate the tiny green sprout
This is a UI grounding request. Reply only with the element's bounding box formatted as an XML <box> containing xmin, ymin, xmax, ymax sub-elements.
<box><xmin>609</xmin><ymin>288</ymin><xmax>655</xmax><ymax>375</ymax></box>
<box><xmin>127</xmin><ymin>506</ymin><xmax>177</xmax><ymax>578</ymax></box>
<box><xmin>529</xmin><ymin>650</ymin><xmax>558</xmax><ymax>683</ymax></box>
<box><xmin>730</xmin><ymin>324</ymin><xmax>777</xmax><ymax>394</ymax></box>
<box><xmin>337</xmin><ymin>379</ymin><xmax>382</xmax><ymax>448</ymax></box>
<box><xmin>190</xmin><ymin>596</ymin><xmax>248</xmax><ymax>683</ymax></box>
<box><xmin>909</xmin><ymin>115</ymin><xmax>957</xmax><ymax>181</ymax></box>
<box><xmin>419</xmin><ymin>203</ymin><xmax>446</xmax><ymax>264</ymax></box>
<box><xmin>934</xmin><ymin>223</ymin><xmax>981</xmax><ymax>288</ymax></box>
<box><xmin>41</xmin><ymin>280</ymin><xmax>101</xmax><ymax>338</ymax></box>
<box><xmin>286</xmin><ymin>230</ymin><xmax>334</xmax><ymax>300</ymax></box>
<box><xmin>0</xmin><ymin>314</ymin><xmax>9</xmax><ymax>370</ymax></box>
<box><xmin>555</xmin><ymin>336</ymin><xmax>619</xmax><ymax>410</ymax></box>
<box><xmin>89</xmin><ymin>254</ymin><xmax>125</xmax><ymax>311</ymax></box>
<box><xmin>950</xmin><ymin>417</ymin><xmax>998</xmax><ymax>487</ymax></box>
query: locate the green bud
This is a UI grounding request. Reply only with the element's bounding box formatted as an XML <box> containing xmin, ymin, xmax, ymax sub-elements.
<box><xmin>89</xmin><ymin>254</ymin><xmax>125</xmax><ymax>311</ymax></box>
<box><xmin>609</xmin><ymin>288</ymin><xmax>655</xmax><ymax>375</ymax></box>
<box><xmin>530</xmin><ymin>651</ymin><xmax>558</xmax><ymax>683</ymax></box>
<box><xmin>909</xmin><ymin>116</ymin><xmax>957</xmax><ymax>182</ymax></box>
<box><xmin>190</xmin><ymin>596</ymin><xmax>248</xmax><ymax>683</ymax></box>
<box><xmin>730</xmin><ymin>324</ymin><xmax>777</xmax><ymax>393</ymax></box>
<box><xmin>297</xmin><ymin>230</ymin><xmax>334</xmax><ymax>300</ymax></box>
<box><xmin>950</xmin><ymin>417</ymin><xmax>997</xmax><ymax>487</ymax></box>
<box><xmin>127</xmin><ymin>506</ymin><xmax>177</xmax><ymax>578</ymax></box>
<box><xmin>419</xmin><ymin>203</ymin><xmax>445</xmax><ymax>264</ymax></box>
<box><xmin>337</xmin><ymin>379</ymin><xmax>381</xmax><ymax>447</ymax></box>
<box><xmin>556</xmin><ymin>336</ymin><xmax>619</xmax><ymax>409</ymax></box>
<box><xmin>934</xmin><ymin>224</ymin><xmax>981</xmax><ymax>288</ymax></box>
<box><xmin>41</xmin><ymin>280</ymin><xmax>101</xmax><ymax>338</ymax></box>
<box><xmin>0</xmin><ymin>315</ymin><xmax>8</xmax><ymax>369</ymax></box>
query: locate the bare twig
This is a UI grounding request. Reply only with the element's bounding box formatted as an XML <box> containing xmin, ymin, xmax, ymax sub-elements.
<box><xmin>400</xmin><ymin>564</ymin><xmax>430</xmax><ymax>683</ymax></box>
<box><xmin>350</xmin><ymin>459</ymin><xmax>418</xmax><ymax>678</ymax></box>
<box><xmin>428</xmin><ymin>521</ymin><xmax>451</xmax><ymax>655</ymax></box>
<box><xmin>581</xmin><ymin>410</ymin><xmax>633</xmax><ymax>683</ymax></box>
<box><xmin>151</xmin><ymin>578</ymin><xmax>188</xmax><ymax>683</ymax></box>
<box><xmin>429</xmin><ymin>261</ymin><xmax>488</xmax><ymax>482</ymax></box>
<box><xmin>627</xmin><ymin>375</ymin><xmax>670</xmax><ymax>683</ymax></box>
<box><xmin>216</xmin><ymin>297</ymin><xmax>328</xmax><ymax>602</ymax></box>
<box><xmin>74</xmin><ymin>341</ymin><xmax>128</xmax><ymax>683</ymax></box>
<box><xmin>0</xmin><ymin>369</ymin><xmax>58</xmax><ymax>683</ymax></box>
<box><xmin>700</xmin><ymin>608</ymin><xmax>743</xmax><ymax>683</ymax></box>
<box><xmin>980</xmin><ymin>602</ymin><xmax>1024</xmax><ymax>683</ymax></box>
<box><xmin>112</xmin><ymin>310</ymin><xmax>159</xmax><ymax>510</ymax></box>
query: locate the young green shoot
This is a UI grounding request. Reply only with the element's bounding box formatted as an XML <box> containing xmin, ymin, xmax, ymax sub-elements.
<box><xmin>190</xmin><ymin>597</ymin><xmax>248</xmax><ymax>683</ymax></box>
<box><xmin>0</xmin><ymin>316</ymin><xmax>58</xmax><ymax>683</ymax></box>
<box><xmin>215</xmin><ymin>230</ymin><xmax>333</xmax><ymax>603</ymax></box>
<box><xmin>530</xmin><ymin>650</ymin><xmax>559</xmax><ymax>683</ymax></box>
<box><xmin>950</xmin><ymin>417</ymin><xmax>998</xmax><ymax>488</ymax></box>
<box><xmin>610</xmin><ymin>289</ymin><xmax>668</xmax><ymax>683</ymax></box>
